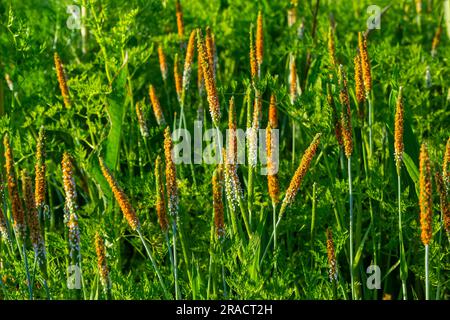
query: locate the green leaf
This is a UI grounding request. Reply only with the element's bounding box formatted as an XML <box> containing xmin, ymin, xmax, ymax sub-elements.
<box><xmin>104</xmin><ymin>65</ymin><xmax>128</xmax><ymax>171</ymax></box>
<box><xmin>403</xmin><ymin>152</ymin><xmax>419</xmax><ymax>197</ymax></box>
<box><xmin>445</xmin><ymin>0</ymin><xmax>450</xmax><ymax>39</ymax></box>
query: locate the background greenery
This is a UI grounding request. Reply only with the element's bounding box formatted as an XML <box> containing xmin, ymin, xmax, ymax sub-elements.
<box><xmin>0</xmin><ymin>0</ymin><xmax>448</xmax><ymax>300</ymax></box>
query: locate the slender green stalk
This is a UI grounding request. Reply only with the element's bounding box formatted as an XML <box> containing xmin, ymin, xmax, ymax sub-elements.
<box><xmin>310</xmin><ymin>182</ymin><xmax>317</xmax><ymax>250</ymax></box>
<box><xmin>136</xmin><ymin>229</ymin><xmax>170</xmax><ymax>299</ymax></box>
<box><xmin>22</xmin><ymin>242</ymin><xmax>33</xmax><ymax>300</ymax></box>
<box><xmin>425</xmin><ymin>244</ymin><xmax>429</xmax><ymax>300</ymax></box>
<box><xmin>171</xmin><ymin>221</ymin><xmax>180</xmax><ymax>300</ymax></box>
<box><xmin>398</xmin><ymin>173</ymin><xmax>407</xmax><ymax>300</ymax></box>
<box><xmin>348</xmin><ymin>156</ymin><xmax>354</xmax><ymax>300</ymax></box>
<box><xmin>368</xmin><ymin>96</ymin><xmax>373</xmax><ymax>160</ymax></box>
<box><xmin>272</xmin><ymin>202</ymin><xmax>277</xmax><ymax>270</ymax></box>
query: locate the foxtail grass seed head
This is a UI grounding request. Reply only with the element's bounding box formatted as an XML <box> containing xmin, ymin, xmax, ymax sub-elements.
<box><xmin>269</xmin><ymin>94</ymin><xmax>278</xmax><ymax>129</ymax></box>
<box><xmin>0</xmin><ymin>207</ymin><xmax>8</xmax><ymax>241</ymax></box>
<box><xmin>149</xmin><ymin>85</ymin><xmax>166</xmax><ymax>126</ymax></box>
<box><xmin>158</xmin><ymin>45</ymin><xmax>168</xmax><ymax>82</ymax></box>
<box><xmin>21</xmin><ymin>170</ymin><xmax>44</xmax><ymax>255</ymax></box>
<box><xmin>419</xmin><ymin>143</ymin><xmax>432</xmax><ymax>246</ymax></box>
<box><xmin>249</xmin><ymin>28</ymin><xmax>257</xmax><ymax>83</ymax></box>
<box><xmin>183</xmin><ymin>30</ymin><xmax>197</xmax><ymax>94</ymax></box>
<box><xmin>256</xmin><ymin>11</ymin><xmax>263</xmax><ymax>69</ymax></box>
<box><xmin>267</xmin><ymin>125</ymin><xmax>280</xmax><ymax>204</ymax></box>
<box><xmin>394</xmin><ymin>87</ymin><xmax>404</xmax><ymax>171</ymax></box>
<box><xmin>205</xmin><ymin>27</ymin><xmax>216</xmax><ymax>80</ymax></box>
<box><xmin>67</xmin><ymin>207</ymin><xmax>81</xmax><ymax>265</ymax></box>
<box><xmin>175</xmin><ymin>0</ymin><xmax>184</xmax><ymax>39</ymax></box>
<box><xmin>289</xmin><ymin>54</ymin><xmax>298</xmax><ymax>104</ymax></box>
<box><xmin>444</xmin><ymin>137</ymin><xmax>450</xmax><ymax>187</ymax></box>
<box><xmin>227</xmin><ymin>97</ymin><xmax>238</xmax><ymax>165</ymax></box>
<box><xmin>248</xmin><ymin>96</ymin><xmax>260</xmax><ymax>168</ymax></box>
<box><xmin>354</xmin><ymin>53</ymin><xmax>365</xmax><ymax>104</ymax></box>
<box><xmin>415</xmin><ymin>0</ymin><xmax>422</xmax><ymax>14</ymax></box>
<box><xmin>99</xmin><ymin>157</ymin><xmax>140</xmax><ymax>231</ymax></box>
<box><xmin>338</xmin><ymin>65</ymin><xmax>353</xmax><ymax>157</ymax></box>
<box><xmin>135</xmin><ymin>102</ymin><xmax>149</xmax><ymax>138</ymax></box>
<box><xmin>222</xmin><ymin>149</ymin><xmax>243</xmax><ymax>210</ymax></box>
<box><xmin>4</xmin><ymin>134</ymin><xmax>25</xmax><ymax>239</ymax></box>
<box><xmin>155</xmin><ymin>156</ymin><xmax>169</xmax><ymax>232</ymax></box>
<box><xmin>164</xmin><ymin>127</ymin><xmax>179</xmax><ymax>217</ymax></box>
<box><xmin>35</xmin><ymin>126</ymin><xmax>46</xmax><ymax>208</ymax></box>
<box><xmin>212</xmin><ymin>166</ymin><xmax>225</xmax><ymax>239</ymax></box>
<box><xmin>174</xmin><ymin>54</ymin><xmax>183</xmax><ymax>103</ymax></box>
<box><xmin>326</xmin><ymin>227</ymin><xmax>338</xmax><ymax>282</ymax></box>
<box><xmin>5</xmin><ymin>73</ymin><xmax>14</xmax><ymax>91</ymax></box>
<box><xmin>95</xmin><ymin>232</ymin><xmax>111</xmax><ymax>291</ymax></box>
<box><xmin>435</xmin><ymin>172</ymin><xmax>449</xmax><ymax>236</ymax></box>
<box><xmin>431</xmin><ymin>25</ymin><xmax>442</xmax><ymax>57</ymax></box>
<box><xmin>197</xmin><ymin>29</ymin><xmax>220</xmax><ymax>126</ymax></box>
<box><xmin>328</xmin><ymin>27</ymin><xmax>336</xmax><ymax>68</ymax></box>
<box><xmin>197</xmin><ymin>49</ymin><xmax>205</xmax><ymax>95</ymax></box>
<box><xmin>62</xmin><ymin>152</ymin><xmax>77</xmax><ymax>222</ymax></box>
<box><xmin>282</xmin><ymin>133</ymin><xmax>321</xmax><ymax>209</ymax></box>
<box><xmin>327</xmin><ymin>82</ymin><xmax>343</xmax><ymax>146</ymax></box>
<box><xmin>358</xmin><ymin>32</ymin><xmax>372</xmax><ymax>94</ymax></box>
<box><xmin>287</xmin><ymin>7</ymin><xmax>297</xmax><ymax>28</ymax></box>
<box><xmin>54</xmin><ymin>52</ymin><xmax>71</xmax><ymax>108</ymax></box>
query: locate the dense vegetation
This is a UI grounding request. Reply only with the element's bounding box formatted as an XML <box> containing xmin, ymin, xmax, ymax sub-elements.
<box><xmin>0</xmin><ymin>0</ymin><xmax>448</xmax><ymax>300</ymax></box>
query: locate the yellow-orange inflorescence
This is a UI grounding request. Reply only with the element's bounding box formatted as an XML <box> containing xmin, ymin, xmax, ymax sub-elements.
<box><xmin>174</xmin><ymin>54</ymin><xmax>183</xmax><ymax>103</ymax></box>
<box><xmin>326</xmin><ymin>227</ymin><xmax>338</xmax><ymax>282</ymax></box>
<box><xmin>164</xmin><ymin>127</ymin><xmax>179</xmax><ymax>216</ymax></box>
<box><xmin>197</xmin><ymin>29</ymin><xmax>221</xmax><ymax>126</ymax></box>
<box><xmin>0</xmin><ymin>207</ymin><xmax>8</xmax><ymax>241</ymax></box>
<box><xmin>431</xmin><ymin>25</ymin><xmax>442</xmax><ymax>57</ymax></box>
<box><xmin>327</xmin><ymin>82</ymin><xmax>343</xmax><ymax>147</ymax></box>
<box><xmin>4</xmin><ymin>134</ymin><xmax>25</xmax><ymax>239</ymax></box>
<box><xmin>99</xmin><ymin>157</ymin><xmax>140</xmax><ymax>231</ymax></box>
<box><xmin>135</xmin><ymin>101</ymin><xmax>149</xmax><ymax>138</ymax></box>
<box><xmin>249</xmin><ymin>29</ymin><xmax>257</xmax><ymax>83</ymax></box>
<box><xmin>183</xmin><ymin>30</ymin><xmax>197</xmax><ymax>94</ymax></box>
<box><xmin>289</xmin><ymin>54</ymin><xmax>298</xmax><ymax>104</ymax></box>
<box><xmin>158</xmin><ymin>45</ymin><xmax>168</xmax><ymax>82</ymax></box>
<box><xmin>435</xmin><ymin>172</ymin><xmax>449</xmax><ymax>237</ymax></box>
<box><xmin>35</xmin><ymin>126</ymin><xmax>46</xmax><ymax>209</ymax></box>
<box><xmin>256</xmin><ymin>11</ymin><xmax>263</xmax><ymax>69</ymax></box>
<box><xmin>62</xmin><ymin>152</ymin><xmax>80</xmax><ymax>264</ymax></box>
<box><xmin>354</xmin><ymin>53</ymin><xmax>365</xmax><ymax>104</ymax></box>
<box><xmin>269</xmin><ymin>94</ymin><xmax>278</xmax><ymax>129</ymax></box>
<box><xmin>394</xmin><ymin>87</ymin><xmax>404</xmax><ymax>171</ymax></box>
<box><xmin>328</xmin><ymin>27</ymin><xmax>336</xmax><ymax>68</ymax></box>
<box><xmin>197</xmin><ymin>48</ymin><xmax>205</xmax><ymax>95</ymax></box>
<box><xmin>205</xmin><ymin>27</ymin><xmax>216</xmax><ymax>80</ymax></box>
<box><xmin>415</xmin><ymin>0</ymin><xmax>422</xmax><ymax>15</ymax></box>
<box><xmin>176</xmin><ymin>0</ymin><xmax>184</xmax><ymax>39</ymax></box>
<box><xmin>155</xmin><ymin>156</ymin><xmax>169</xmax><ymax>232</ymax></box>
<box><xmin>62</xmin><ymin>152</ymin><xmax>77</xmax><ymax>218</ymax></box>
<box><xmin>212</xmin><ymin>166</ymin><xmax>225</xmax><ymax>239</ymax></box>
<box><xmin>266</xmin><ymin>125</ymin><xmax>280</xmax><ymax>205</ymax></box>
<box><xmin>227</xmin><ymin>97</ymin><xmax>238</xmax><ymax>165</ymax></box>
<box><xmin>149</xmin><ymin>85</ymin><xmax>166</xmax><ymax>126</ymax></box>
<box><xmin>444</xmin><ymin>137</ymin><xmax>450</xmax><ymax>187</ymax></box>
<box><xmin>419</xmin><ymin>143</ymin><xmax>432</xmax><ymax>246</ymax></box>
<box><xmin>281</xmin><ymin>133</ymin><xmax>321</xmax><ymax>214</ymax></box>
<box><xmin>21</xmin><ymin>170</ymin><xmax>44</xmax><ymax>254</ymax></box>
<box><xmin>338</xmin><ymin>65</ymin><xmax>353</xmax><ymax>157</ymax></box>
<box><xmin>54</xmin><ymin>52</ymin><xmax>71</xmax><ymax>108</ymax></box>
<box><xmin>95</xmin><ymin>232</ymin><xmax>111</xmax><ymax>291</ymax></box>
<box><xmin>358</xmin><ymin>32</ymin><xmax>372</xmax><ymax>94</ymax></box>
